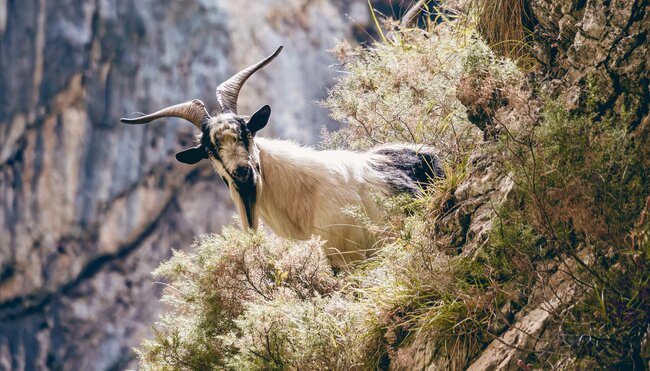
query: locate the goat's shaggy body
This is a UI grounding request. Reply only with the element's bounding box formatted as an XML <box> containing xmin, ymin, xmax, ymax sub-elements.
<box><xmin>255</xmin><ymin>138</ymin><xmax>442</xmax><ymax>267</ymax></box>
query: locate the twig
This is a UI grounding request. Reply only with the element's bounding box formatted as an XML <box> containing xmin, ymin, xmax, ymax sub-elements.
<box><xmin>401</xmin><ymin>0</ymin><xmax>431</xmax><ymax>28</ymax></box>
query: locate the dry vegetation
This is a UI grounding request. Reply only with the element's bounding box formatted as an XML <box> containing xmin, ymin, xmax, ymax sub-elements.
<box><xmin>137</xmin><ymin>3</ymin><xmax>648</xmax><ymax>369</ymax></box>
<box><xmin>473</xmin><ymin>0</ymin><xmax>533</xmax><ymax>60</ymax></box>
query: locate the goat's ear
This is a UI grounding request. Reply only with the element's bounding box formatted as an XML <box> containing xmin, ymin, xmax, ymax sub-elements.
<box><xmin>175</xmin><ymin>145</ymin><xmax>207</xmax><ymax>164</ymax></box>
<box><xmin>247</xmin><ymin>105</ymin><xmax>271</xmax><ymax>134</ymax></box>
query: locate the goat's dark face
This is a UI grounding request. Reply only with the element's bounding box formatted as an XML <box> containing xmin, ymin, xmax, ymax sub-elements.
<box><xmin>175</xmin><ymin>106</ymin><xmax>271</xmax><ymax>231</ymax></box>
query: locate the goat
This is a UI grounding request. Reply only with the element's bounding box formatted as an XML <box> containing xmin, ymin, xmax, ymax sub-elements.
<box><xmin>121</xmin><ymin>46</ymin><xmax>444</xmax><ymax>268</ymax></box>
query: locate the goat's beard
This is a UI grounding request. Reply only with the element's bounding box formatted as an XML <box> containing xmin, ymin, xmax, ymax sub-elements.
<box><xmin>230</xmin><ymin>180</ymin><xmax>260</xmax><ymax>231</ymax></box>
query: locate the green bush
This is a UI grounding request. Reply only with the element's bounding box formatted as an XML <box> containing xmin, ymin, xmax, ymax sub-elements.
<box><xmin>226</xmin><ymin>295</ymin><xmax>373</xmax><ymax>370</ymax></box>
<box><xmin>137</xmin><ymin>228</ymin><xmax>338</xmax><ymax>370</ymax></box>
<box><xmin>322</xmin><ymin>27</ymin><xmax>487</xmax><ymax>159</ymax></box>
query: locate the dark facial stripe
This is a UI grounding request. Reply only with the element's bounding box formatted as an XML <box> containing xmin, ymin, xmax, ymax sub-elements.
<box><xmin>201</xmin><ymin>126</ymin><xmax>220</xmax><ymax>160</ymax></box>
<box><xmin>240</xmin><ymin>125</ymin><xmax>252</xmax><ymax>151</ymax></box>
<box><xmin>201</xmin><ymin>119</ymin><xmax>257</xmax><ymax>190</ymax></box>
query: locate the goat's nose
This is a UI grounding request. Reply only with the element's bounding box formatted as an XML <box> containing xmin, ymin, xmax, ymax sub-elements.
<box><xmin>233</xmin><ymin>167</ymin><xmax>251</xmax><ymax>181</ymax></box>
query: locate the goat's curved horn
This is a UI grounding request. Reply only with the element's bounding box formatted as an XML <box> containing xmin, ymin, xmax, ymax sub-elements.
<box><xmin>216</xmin><ymin>46</ymin><xmax>283</xmax><ymax>114</ymax></box>
<box><xmin>120</xmin><ymin>99</ymin><xmax>210</xmax><ymax>129</ymax></box>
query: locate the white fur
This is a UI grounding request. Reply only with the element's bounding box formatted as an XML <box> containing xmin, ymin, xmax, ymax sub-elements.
<box><xmin>254</xmin><ymin>138</ymin><xmax>391</xmax><ymax>268</ymax></box>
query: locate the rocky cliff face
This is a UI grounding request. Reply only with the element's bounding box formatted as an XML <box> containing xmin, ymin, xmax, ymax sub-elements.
<box><xmin>530</xmin><ymin>0</ymin><xmax>649</xmax><ymax>122</ymax></box>
<box><xmin>0</xmin><ymin>0</ymin><xmax>368</xmax><ymax>369</ymax></box>
<box><xmin>457</xmin><ymin>0</ymin><xmax>649</xmax><ymax>368</ymax></box>
<box><xmin>392</xmin><ymin>0</ymin><xmax>648</xmax><ymax>368</ymax></box>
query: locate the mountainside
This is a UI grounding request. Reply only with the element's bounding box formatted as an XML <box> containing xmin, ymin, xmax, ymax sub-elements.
<box><xmin>134</xmin><ymin>1</ymin><xmax>649</xmax><ymax>370</ymax></box>
<box><xmin>0</xmin><ymin>1</ymin><xmax>368</xmax><ymax>369</ymax></box>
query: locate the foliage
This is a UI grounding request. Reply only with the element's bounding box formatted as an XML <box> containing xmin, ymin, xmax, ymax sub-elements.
<box><xmin>322</xmin><ymin>26</ymin><xmax>482</xmax><ymax>160</ymax></box>
<box><xmin>137</xmin><ymin>5</ymin><xmax>649</xmax><ymax>370</ymax></box>
<box><xmin>137</xmin><ymin>228</ymin><xmax>338</xmax><ymax>370</ymax></box>
<box><xmin>226</xmin><ymin>293</ymin><xmax>375</xmax><ymax>369</ymax></box>
<box><xmin>563</xmin><ymin>222</ymin><xmax>650</xmax><ymax>368</ymax></box>
<box><xmin>498</xmin><ymin>97</ymin><xmax>645</xmax><ymax>241</ymax></box>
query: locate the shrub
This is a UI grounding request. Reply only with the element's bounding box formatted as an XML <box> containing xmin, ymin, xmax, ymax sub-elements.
<box><xmin>322</xmin><ymin>27</ymin><xmax>484</xmax><ymax>161</ymax></box>
<box><xmin>226</xmin><ymin>295</ymin><xmax>373</xmax><ymax>370</ymax></box>
<box><xmin>493</xmin><ymin>90</ymin><xmax>649</xmax><ymax>367</ymax></box>
<box><xmin>137</xmin><ymin>228</ymin><xmax>338</xmax><ymax>370</ymax></box>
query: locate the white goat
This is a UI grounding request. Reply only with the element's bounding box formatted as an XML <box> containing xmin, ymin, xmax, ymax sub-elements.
<box><xmin>121</xmin><ymin>46</ymin><xmax>443</xmax><ymax>268</ymax></box>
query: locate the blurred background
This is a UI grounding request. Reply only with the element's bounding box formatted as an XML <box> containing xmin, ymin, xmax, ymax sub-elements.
<box><xmin>0</xmin><ymin>0</ymin><xmax>412</xmax><ymax>369</ymax></box>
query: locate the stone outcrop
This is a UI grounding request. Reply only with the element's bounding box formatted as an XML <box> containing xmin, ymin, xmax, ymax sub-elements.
<box><xmin>530</xmin><ymin>0</ymin><xmax>649</xmax><ymax>120</ymax></box>
<box><xmin>0</xmin><ymin>0</ymin><xmax>369</xmax><ymax>369</ymax></box>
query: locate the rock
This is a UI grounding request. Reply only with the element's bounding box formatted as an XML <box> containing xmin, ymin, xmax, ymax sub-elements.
<box><xmin>531</xmin><ymin>0</ymin><xmax>649</xmax><ymax>122</ymax></box>
<box><xmin>467</xmin><ymin>253</ymin><xmax>584</xmax><ymax>370</ymax></box>
<box><xmin>581</xmin><ymin>4</ymin><xmax>607</xmax><ymax>39</ymax></box>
